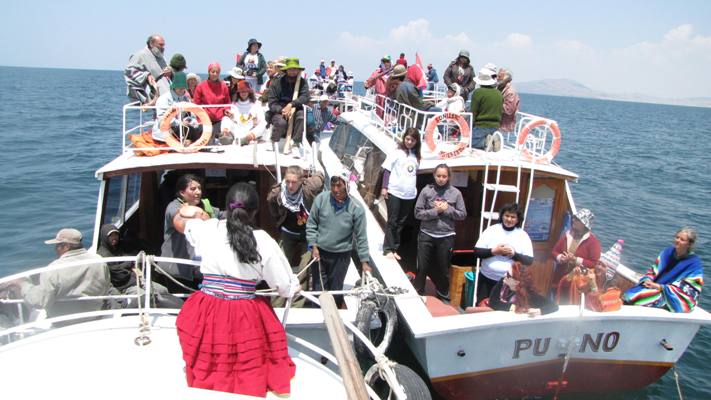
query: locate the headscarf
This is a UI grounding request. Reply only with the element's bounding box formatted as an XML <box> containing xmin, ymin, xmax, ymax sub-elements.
<box><xmin>280</xmin><ymin>180</ymin><xmax>304</xmax><ymax>213</ymax></box>
<box><xmin>207</xmin><ymin>61</ymin><xmax>221</xmax><ymax>72</ymax></box>
<box><xmin>406</xmin><ymin>65</ymin><xmax>426</xmax><ymax>91</ymax></box>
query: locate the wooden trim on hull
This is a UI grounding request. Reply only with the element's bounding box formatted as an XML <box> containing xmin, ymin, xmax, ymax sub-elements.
<box><xmin>431</xmin><ymin>358</ymin><xmax>673</xmax><ymax>399</ymax></box>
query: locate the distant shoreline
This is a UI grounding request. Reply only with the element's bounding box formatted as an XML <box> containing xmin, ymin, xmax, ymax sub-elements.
<box><xmin>3</xmin><ymin>65</ymin><xmax>709</xmax><ymax>110</ymax></box>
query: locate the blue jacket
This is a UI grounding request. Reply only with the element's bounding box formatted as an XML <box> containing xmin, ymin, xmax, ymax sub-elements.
<box><xmin>427</xmin><ymin>68</ymin><xmax>439</xmax><ymax>83</ymax></box>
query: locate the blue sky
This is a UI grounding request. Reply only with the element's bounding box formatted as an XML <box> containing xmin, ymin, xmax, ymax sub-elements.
<box><xmin>2</xmin><ymin>0</ymin><xmax>710</xmax><ymax>98</ymax></box>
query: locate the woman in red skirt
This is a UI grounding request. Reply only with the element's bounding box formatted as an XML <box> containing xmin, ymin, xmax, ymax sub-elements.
<box><xmin>173</xmin><ymin>182</ymin><xmax>298</xmax><ymax>397</ymax></box>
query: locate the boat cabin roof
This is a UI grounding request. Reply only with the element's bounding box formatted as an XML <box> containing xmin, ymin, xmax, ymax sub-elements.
<box><xmin>96</xmin><ymin>142</ymin><xmax>315</xmax><ymax>179</ymax></box>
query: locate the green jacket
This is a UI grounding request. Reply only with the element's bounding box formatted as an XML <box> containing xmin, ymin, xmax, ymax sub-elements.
<box><xmin>470</xmin><ymin>86</ymin><xmax>503</xmax><ymax>128</ymax></box>
<box><xmin>306</xmin><ymin>192</ymin><xmax>369</xmax><ymax>260</ymax></box>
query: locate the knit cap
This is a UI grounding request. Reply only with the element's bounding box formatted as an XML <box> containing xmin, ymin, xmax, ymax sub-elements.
<box><xmin>170</xmin><ymin>53</ymin><xmax>187</xmax><ymax>71</ymax></box>
<box><xmin>171</xmin><ymin>71</ymin><xmax>188</xmax><ymax>89</ymax></box>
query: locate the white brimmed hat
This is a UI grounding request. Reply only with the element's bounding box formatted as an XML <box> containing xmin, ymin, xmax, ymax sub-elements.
<box><xmin>318</xmin><ymin>94</ymin><xmax>329</xmax><ymax>102</ymax></box>
<box><xmin>45</xmin><ymin>228</ymin><xmax>82</xmax><ymax>245</ymax></box>
<box><xmin>474</xmin><ymin>67</ymin><xmax>497</xmax><ymax>86</ymax></box>
<box><xmin>229</xmin><ymin>67</ymin><xmax>245</xmax><ymax>79</ymax></box>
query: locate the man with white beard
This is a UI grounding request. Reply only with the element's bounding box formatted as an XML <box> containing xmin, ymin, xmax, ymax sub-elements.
<box><xmin>126</xmin><ymin>34</ymin><xmax>173</xmax><ymax>97</ymax></box>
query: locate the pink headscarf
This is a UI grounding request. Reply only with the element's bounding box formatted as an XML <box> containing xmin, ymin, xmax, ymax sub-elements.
<box><xmin>406</xmin><ymin>65</ymin><xmax>427</xmax><ymax>91</ymax></box>
<box><xmin>207</xmin><ymin>61</ymin><xmax>221</xmax><ymax>72</ymax></box>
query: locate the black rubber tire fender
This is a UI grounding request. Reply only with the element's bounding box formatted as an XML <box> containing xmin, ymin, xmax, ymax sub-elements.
<box><xmin>354</xmin><ymin>297</ymin><xmax>397</xmax><ymax>358</ymax></box>
<box><xmin>365</xmin><ymin>362</ymin><xmax>432</xmax><ymax>400</ymax></box>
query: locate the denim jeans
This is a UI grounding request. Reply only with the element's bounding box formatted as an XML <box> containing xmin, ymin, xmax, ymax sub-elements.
<box><xmin>471</xmin><ymin>126</ymin><xmax>498</xmax><ymax>149</ymax></box>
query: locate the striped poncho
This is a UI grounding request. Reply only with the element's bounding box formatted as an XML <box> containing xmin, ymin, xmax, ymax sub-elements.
<box><xmin>622</xmin><ymin>246</ymin><xmax>704</xmax><ymax>313</ymax></box>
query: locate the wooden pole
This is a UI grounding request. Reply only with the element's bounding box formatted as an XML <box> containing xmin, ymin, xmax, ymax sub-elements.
<box><xmin>283</xmin><ymin>74</ymin><xmax>302</xmax><ymax>155</ymax></box>
<box><xmin>319</xmin><ymin>292</ymin><xmax>369</xmax><ymax>400</ymax></box>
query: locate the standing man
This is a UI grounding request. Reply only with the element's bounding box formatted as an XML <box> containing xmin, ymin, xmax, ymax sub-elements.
<box><xmin>8</xmin><ymin>229</ymin><xmax>111</xmax><ymax>318</ymax></box>
<box><xmin>443</xmin><ymin>50</ymin><xmax>476</xmax><ymax>101</ymax></box>
<box><xmin>364</xmin><ymin>55</ymin><xmax>394</xmax><ymax>118</ymax></box>
<box><xmin>426</xmin><ymin>64</ymin><xmax>439</xmax><ymax>91</ymax></box>
<box><xmin>470</xmin><ymin>68</ymin><xmax>503</xmax><ymax>150</ymax></box>
<box><xmin>396</xmin><ymin>53</ymin><xmax>408</xmax><ymax>67</ymax></box>
<box><xmin>267</xmin><ymin>58</ymin><xmax>310</xmax><ymax>152</ymax></box>
<box><xmin>126</xmin><ymin>34</ymin><xmax>173</xmax><ymax>99</ymax></box>
<box><xmin>268</xmin><ymin>166</ymin><xmax>325</xmax><ymax>305</ymax></box>
<box><xmin>306</xmin><ymin>169</ymin><xmax>370</xmax><ymax>307</ymax></box>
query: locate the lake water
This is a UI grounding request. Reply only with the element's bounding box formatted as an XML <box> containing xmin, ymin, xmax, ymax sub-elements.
<box><xmin>0</xmin><ymin>66</ymin><xmax>709</xmax><ymax>399</ymax></box>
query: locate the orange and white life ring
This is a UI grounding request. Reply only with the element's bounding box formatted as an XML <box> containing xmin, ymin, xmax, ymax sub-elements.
<box><xmin>423</xmin><ymin>112</ymin><xmax>471</xmax><ymax>159</ymax></box>
<box><xmin>159</xmin><ymin>102</ymin><xmax>213</xmax><ymax>153</ymax></box>
<box><xmin>516</xmin><ymin>118</ymin><xmax>561</xmax><ymax>163</ymax></box>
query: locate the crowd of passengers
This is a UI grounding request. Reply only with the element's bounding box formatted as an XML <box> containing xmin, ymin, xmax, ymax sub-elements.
<box><xmin>125</xmin><ymin>34</ymin><xmax>351</xmax><ymax>155</ymax></box>
<box><xmin>0</xmin><ymin>34</ymin><xmax>704</xmax><ymax>397</ymax></box>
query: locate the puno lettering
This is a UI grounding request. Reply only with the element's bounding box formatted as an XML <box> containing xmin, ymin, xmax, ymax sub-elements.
<box><xmin>513</xmin><ymin>331</ymin><xmax>620</xmax><ymax>359</ymax></box>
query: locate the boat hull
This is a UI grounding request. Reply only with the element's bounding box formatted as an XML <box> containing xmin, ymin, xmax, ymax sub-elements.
<box><xmin>404</xmin><ymin>309</ymin><xmax>705</xmax><ymax>399</ymax></box>
<box><xmin>432</xmin><ymin>358</ymin><xmax>671</xmax><ymax>399</ymax></box>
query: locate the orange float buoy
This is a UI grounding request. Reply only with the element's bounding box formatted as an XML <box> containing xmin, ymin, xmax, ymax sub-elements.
<box><xmin>516</xmin><ymin>118</ymin><xmax>561</xmax><ymax>163</ymax></box>
<box><xmin>423</xmin><ymin>112</ymin><xmax>471</xmax><ymax>159</ymax></box>
<box><xmin>159</xmin><ymin>102</ymin><xmax>213</xmax><ymax>153</ymax></box>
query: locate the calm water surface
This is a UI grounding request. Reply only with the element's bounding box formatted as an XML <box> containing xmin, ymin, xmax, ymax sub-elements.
<box><xmin>0</xmin><ymin>66</ymin><xmax>709</xmax><ymax>399</ymax></box>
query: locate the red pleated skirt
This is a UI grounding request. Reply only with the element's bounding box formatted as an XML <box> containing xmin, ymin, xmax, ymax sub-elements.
<box><xmin>176</xmin><ymin>290</ymin><xmax>296</xmax><ymax>397</ymax></box>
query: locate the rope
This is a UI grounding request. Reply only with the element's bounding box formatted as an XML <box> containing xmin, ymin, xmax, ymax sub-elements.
<box><xmin>149</xmin><ymin>259</ymin><xmax>197</xmax><ymax>293</ymax></box>
<box><xmin>133</xmin><ymin>252</ymin><xmax>152</xmax><ymax>346</ymax></box>
<box><xmin>673</xmin><ymin>366</ymin><xmax>685</xmax><ymax>400</ymax></box>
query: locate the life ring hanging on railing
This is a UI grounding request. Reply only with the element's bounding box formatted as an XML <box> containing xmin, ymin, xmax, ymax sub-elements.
<box><xmin>516</xmin><ymin>118</ymin><xmax>561</xmax><ymax>164</ymax></box>
<box><xmin>423</xmin><ymin>112</ymin><xmax>471</xmax><ymax>159</ymax></box>
<box><xmin>159</xmin><ymin>102</ymin><xmax>213</xmax><ymax>153</ymax></box>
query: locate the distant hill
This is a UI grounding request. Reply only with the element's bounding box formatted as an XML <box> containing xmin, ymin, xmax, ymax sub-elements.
<box><xmin>517</xmin><ymin>79</ymin><xmax>711</xmax><ymax>108</ymax></box>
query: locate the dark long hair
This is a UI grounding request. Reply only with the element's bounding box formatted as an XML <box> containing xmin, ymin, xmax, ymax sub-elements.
<box><xmin>399</xmin><ymin>127</ymin><xmax>422</xmax><ymax>163</ymax></box>
<box><xmin>225</xmin><ymin>182</ymin><xmax>261</xmax><ymax>264</ymax></box>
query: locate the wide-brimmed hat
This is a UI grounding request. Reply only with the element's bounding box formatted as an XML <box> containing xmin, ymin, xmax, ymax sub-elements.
<box><xmin>236</xmin><ymin>80</ymin><xmax>252</xmax><ymax>93</ymax></box>
<box><xmin>483</xmin><ymin>62</ymin><xmax>498</xmax><ymax>73</ymax></box>
<box><xmin>171</xmin><ymin>71</ymin><xmax>188</xmax><ymax>90</ymax></box>
<box><xmin>574</xmin><ymin>208</ymin><xmax>594</xmax><ymax>230</ymax></box>
<box><xmin>246</xmin><ymin>38</ymin><xmax>262</xmax><ymax>50</ymax></box>
<box><xmin>273</xmin><ymin>57</ymin><xmax>287</xmax><ymax>68</ymax></box>
<box><xmin>318</xmin><ymin>94</ymin><xmax>329</xmax><ymax>102</ymax></box>
<box><xmin>458</xmin><ymin>50</ymin><xmax>470</xmax><ymax>60</ymax></box>
<box><xmin>281</xmin><ymin>58</ymin><xmax>305</xmax><ymax>71</ymax></box>
<box><xmin>229</xmin><ymin>67</ymin><xmax>245</xmax><ymax>79</ymax></box>
<box><xmin>391</xmin><ymin>64</ymin><xmax>407</xmax><ymax>78</ymax></box>
<box><xmin>45</xmin><ymin>228</ymin><xmax>82</xmax><ymax>245</ymax></box>
<box><xmin>474</xmin><ymin>67</ymin><xmax>497</xmax><ymax>86</ymax></box>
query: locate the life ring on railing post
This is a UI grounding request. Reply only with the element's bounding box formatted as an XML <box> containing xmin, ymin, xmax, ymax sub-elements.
<box><xmin>423</xmin><ymin>112</ymin><xmax>471</xmax><ymax>159</ymax></box>
<box><xmin>516</xmin><ymin>118</ymin><xmax>561</xmax><ymax>163</ymax></box>
<box><xmin>159</xmin><ymin>102</ymin><xmax>213</xmax><ymax>153</ymax></box>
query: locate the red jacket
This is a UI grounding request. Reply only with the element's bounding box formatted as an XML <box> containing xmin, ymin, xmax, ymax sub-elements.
<box><xmin>193</xmin><ymin>80</ymin><xmax>231</xmax><ymax>122</ymax></box>
<box><xmin>551</xmin><ymin>231</ymin><xmax>601</xmax><ymax>286</ymax></box>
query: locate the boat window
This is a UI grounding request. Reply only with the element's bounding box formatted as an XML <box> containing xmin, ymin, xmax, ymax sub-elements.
<box><xmin>102</xmin><ymin>176</ymin><xmax>123</xmax><ymax>225</ymax></box>
<box><xmin>524</xmin><ymin>184</ymin><xmax>555</xmax><ymax>241</ymax></box>
<box><xmin>125</xmin><ymin>173</ymin><xmax>141</xmax><ymax>217</ymax></box>
<box><xmin>329</xmin><ymin>123</ymin><xmax>372</xmax><ymax>170</ymax></box>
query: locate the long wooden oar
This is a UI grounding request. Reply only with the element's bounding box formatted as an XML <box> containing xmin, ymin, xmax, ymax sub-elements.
<box><xmin>283</xmin><ymin>74</ymin><xmax>302</xmax><ymax>154</ymax></box>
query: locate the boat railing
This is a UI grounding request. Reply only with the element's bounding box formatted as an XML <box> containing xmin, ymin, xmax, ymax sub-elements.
<box><xmin>0</xmin><ymin>253</ymin><xmax>200</xmax><ymax>345</ymax></box>
<box><xmin>354</xmin><ymin>92</ymin><xmax>563</xmax><ymax>164</ymax></box>
<box><xmin>121</xmin><ymin>100</ymin><xmax>314</xmax><ymax>158</ymax></box>
<box><xmin>358</xmin><ymin>94</ymin><xmax>475</xmax><ymax>146</ymax></box>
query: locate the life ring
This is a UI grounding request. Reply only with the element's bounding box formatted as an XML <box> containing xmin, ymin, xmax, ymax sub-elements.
<box><xmin>354</xmin><ymin>297</ymin><xmax>397</xmax><ymax>359</ymax></box>
<box><xmin>516</xmin><ymin>118</ymin><xmax>561</xmax><ymax>163</ymax></box>
<box><xmin>423</xmin><ymin>112</ymin><xmax>471</xmax><ymax>159</ymax></box>
<box><xmin>159</xmin><ymin>102</ymin><xmax>213</xmax><ymax>153</ymax></box>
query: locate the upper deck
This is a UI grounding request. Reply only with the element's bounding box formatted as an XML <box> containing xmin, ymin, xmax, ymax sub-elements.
<box><xmin>97</xmin><ymin>102</ymin><xmax>319</xmax><ymax>179</ymax></box>
<box><xmin>345</xmin><ymin>92</ymin><xmax>578</xmax><ymax>180</ymax></box>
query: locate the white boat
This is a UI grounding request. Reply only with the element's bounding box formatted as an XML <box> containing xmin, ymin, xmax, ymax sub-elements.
<box><xmin>0</xmin><ymin>101</ymin><xmax>422</xmax><ymax>399</ymax></box>
<box><xmin>314</xmin><ymin>92</ymin><xmax>711</xmax><ymax>399</ymax></box>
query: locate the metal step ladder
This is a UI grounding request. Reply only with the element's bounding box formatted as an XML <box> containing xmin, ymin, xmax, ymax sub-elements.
<box><xmin>478</xmin><ymin>161</ymin><xmax>522</xmax><ymax>237</ymax></box>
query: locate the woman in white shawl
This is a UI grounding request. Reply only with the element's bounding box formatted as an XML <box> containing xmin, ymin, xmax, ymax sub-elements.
<box><xmin>436</xmin><ymin>83</ymin><xmax>465</xmax><ymax>113</ymax></box>
<box><xmin>220</xmin><ymin>80</ymin><xmax>266</xmax><ymax>145</ymax></box>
